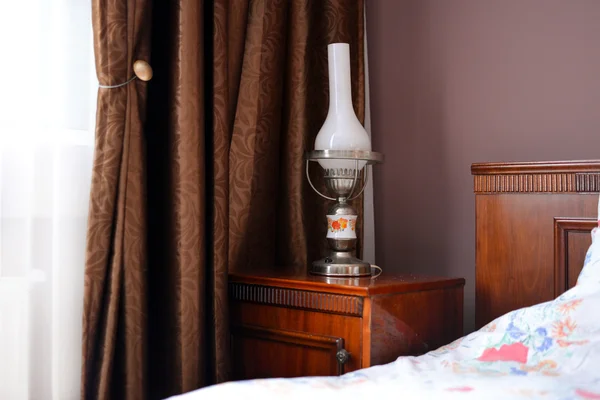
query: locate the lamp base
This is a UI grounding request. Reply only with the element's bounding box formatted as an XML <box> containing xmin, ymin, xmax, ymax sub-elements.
<box><xmin>310</xmin><ymin>251</ymin><xmax>371</xmax><ymax>277</ymax></box>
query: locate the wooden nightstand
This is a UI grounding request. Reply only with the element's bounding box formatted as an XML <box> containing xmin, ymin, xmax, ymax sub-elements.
<box><xmin>229</xmin><ymin>271</ymin><xmax>464</xmax><ymax>380</ymax></box>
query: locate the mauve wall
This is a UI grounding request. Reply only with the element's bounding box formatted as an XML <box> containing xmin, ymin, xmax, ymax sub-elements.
<box><xmin>366</xmin><ymin>0</ymin><xmax>600</xmax><ymax>332</ymax></box>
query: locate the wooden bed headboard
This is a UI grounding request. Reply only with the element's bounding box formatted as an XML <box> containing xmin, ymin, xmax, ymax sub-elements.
<box><xmin>472</xmin><ymin>160</ymin><xmax>600</xmax><ymax>329</ymax></box>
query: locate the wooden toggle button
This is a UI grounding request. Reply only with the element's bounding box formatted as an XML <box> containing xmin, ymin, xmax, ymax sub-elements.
<box><xmin>133</xmin><ymin>60</ymin><xmax>153</xmax><ymax>81</ymax></box>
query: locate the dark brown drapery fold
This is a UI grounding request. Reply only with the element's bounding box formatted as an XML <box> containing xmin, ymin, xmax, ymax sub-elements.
<box><xmin>83</xmin><ymin>0</ymin><xmax>365</xmax><ymax>399</ymax></box>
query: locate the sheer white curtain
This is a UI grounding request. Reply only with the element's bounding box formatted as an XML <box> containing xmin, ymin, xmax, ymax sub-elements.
<box><xmin>0</xmin><ymin>1</ymin><xmax>96</xmax><ymax>399</ymax></box>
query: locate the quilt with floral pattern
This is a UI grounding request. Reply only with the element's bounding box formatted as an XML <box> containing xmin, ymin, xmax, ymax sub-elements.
<box><xmin>170</xmin><ymin>200</ymin><xmax>600</xmax><ymax>400</ymax></box>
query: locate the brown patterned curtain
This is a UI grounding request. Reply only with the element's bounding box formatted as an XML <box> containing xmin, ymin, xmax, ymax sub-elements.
<box><xmin>82</xmin><ymin>0</ymin><xmax>365</xmax><ymax>399</ymax></box>
<box><xmin>82</xmin><ymin>0</ymin><xmax>151</xmax><ymax>398</ymax></box>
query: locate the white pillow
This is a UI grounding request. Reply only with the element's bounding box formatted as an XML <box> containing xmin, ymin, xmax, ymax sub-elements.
<box><xmin>576</xmin><ymin>195</ymin><xmax>600</xmax><ymax>285</ymax></box>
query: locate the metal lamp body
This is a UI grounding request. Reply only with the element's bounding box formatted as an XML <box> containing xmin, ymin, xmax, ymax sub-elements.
<box><xmin>304</xmin><ymin>151</ymin><xmax>383</xmax><ymax>277</ymax></box>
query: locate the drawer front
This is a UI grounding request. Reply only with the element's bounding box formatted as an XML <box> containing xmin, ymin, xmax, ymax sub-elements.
<box><xmin>231</xmin><ymin>325</ymin><xmax>350</xmax><ymax>380</ymax></box>
<box><xmin>230</xmin><ymin>301</ymin><xmax>363</xmax><ymax>379</ymax></box>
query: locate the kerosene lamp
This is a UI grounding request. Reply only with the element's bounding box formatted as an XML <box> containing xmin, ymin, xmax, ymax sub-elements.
<box><xmin>305</xmin><ymin>43</ymin><xmax>383</xmax><ymax>277</ymax></box>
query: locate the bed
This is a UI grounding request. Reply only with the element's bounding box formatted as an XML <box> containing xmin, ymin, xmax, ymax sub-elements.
<box><xmin>169</xmin><ymin>160</ymin><xmax>600</xmax><ymax>399</ymax></box>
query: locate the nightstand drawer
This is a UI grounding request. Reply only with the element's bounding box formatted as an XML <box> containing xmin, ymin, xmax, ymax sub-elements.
<box><xmin>230</xmin><ymin>301</ymin><xmax>363</xmax><ymax>379</ymax></box>
<box><xmin>231</xmin><ymin>325</ymin><xmax>349</xmax><ymax>379</ymax></box>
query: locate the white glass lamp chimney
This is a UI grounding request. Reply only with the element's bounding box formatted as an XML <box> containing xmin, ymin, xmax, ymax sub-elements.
<box><xmin>315</xmin><ymin>43</ymin><xmax>371</xmax><ymax>171</ymax></box>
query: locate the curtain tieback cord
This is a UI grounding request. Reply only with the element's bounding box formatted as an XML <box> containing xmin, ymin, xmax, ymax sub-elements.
<box><xmin>99</xmin><ymin>60</ymin><xmax>153</xmax><ymax>89</ymax></box>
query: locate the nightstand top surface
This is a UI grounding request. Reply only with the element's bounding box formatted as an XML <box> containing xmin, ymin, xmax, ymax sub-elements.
<box><xmin>229</xmin><ymin>270</ymin><xmax>465</xmax><ymax>296</ymax></box>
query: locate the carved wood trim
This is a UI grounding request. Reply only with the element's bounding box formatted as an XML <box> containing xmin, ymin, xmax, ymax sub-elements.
<box><xmin>229</xmin><ymin>282</ymin><xmax>363</xmax><ymax>316</ymax></box>
<box><xmin>553</xmin><ymin>217</ymin><xmax>597</xmax><ymax>297</ymax></box>
<box><xmin>577</xmin><ymin>173</ymin><xmax>600</xmax><ymax>193</ymax></box>
<box><xmin>473</xmin><ymin>173</ymin><xmax>600</xmax><ymax>193</ymax></box>
<box><xmin>472</xmin><ymin>160</ymin><xmax>600</xmax><ymax>175</ymax></box>
<box><xmin>472</xmin><ymin>160</ymin><xmax>600</xmax><ymax>193</ymax></box>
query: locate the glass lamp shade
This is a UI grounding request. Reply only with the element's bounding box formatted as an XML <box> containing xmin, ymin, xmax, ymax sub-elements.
<box><xmin>315</xmin><ymin>43</ymin><xmax>371</xmax><ymax>171</ymax></box>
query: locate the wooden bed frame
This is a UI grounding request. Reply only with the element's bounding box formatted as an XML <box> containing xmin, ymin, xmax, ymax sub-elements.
<box><xmin>472</xmin><ymin>160</ymin><xmax>600</xmax><ymax>329</ymax></box>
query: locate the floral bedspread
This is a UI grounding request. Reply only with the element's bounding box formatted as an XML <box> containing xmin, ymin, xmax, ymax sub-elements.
<box><xmin>170</xmin><ymin>208</ymin><xmax>600</xmax><ymax>400</ymax></box>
